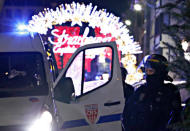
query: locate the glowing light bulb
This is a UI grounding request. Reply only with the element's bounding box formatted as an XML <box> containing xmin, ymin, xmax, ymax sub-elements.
<box><xmin>125</xmin><ymin>20</ymin><xmax>131</xmax><ymax>26</ymax></box>
<box><xmin>134</xmin><ymin>3</ymin><xmax>142</xmax><ymax>11</ymax></box>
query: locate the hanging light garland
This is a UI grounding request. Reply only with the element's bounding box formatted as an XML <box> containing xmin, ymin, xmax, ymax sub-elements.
<box><xmin>27</xmin><ymin>2</ymin><xmax>142</xmax><ymax>55</ymax></box>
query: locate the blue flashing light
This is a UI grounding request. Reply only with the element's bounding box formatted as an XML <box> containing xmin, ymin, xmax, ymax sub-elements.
<box><xmin>17</xmin><ymin>31</ymin><xmax>29</xmax><ymax>35</ymax></box>
<box><xmin>17</xmin><ymin>24</ymin><xmax>28</xmax><ymax>31</ymax></box>
<box><xmin>16</xmin><ymin>24</ymin><xmax>30</xmax><ymax>35</ymax></box>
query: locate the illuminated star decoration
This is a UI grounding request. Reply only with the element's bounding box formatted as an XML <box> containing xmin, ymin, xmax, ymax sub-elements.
<box><xmin>27</xmin><ymin>2</ymin><xmax>142</xmax><ymax>55</ymax></box>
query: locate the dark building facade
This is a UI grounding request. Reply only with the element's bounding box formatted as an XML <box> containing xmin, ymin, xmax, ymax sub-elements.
<box><xmin>143</xmin><ymin>0</ymin><xmax>175</xmax><ymax>61</ymax></box>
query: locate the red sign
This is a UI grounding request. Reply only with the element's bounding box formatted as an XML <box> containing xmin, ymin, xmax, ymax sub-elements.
<box><xmin>49</xmin><ymin>25</ymin><xmax>120</xmax><ymax>70</ymax></box>
<box><xmin>85</xmin><ymin>104</ymin><xmax>98</xmax><ymax>124</ymax></box>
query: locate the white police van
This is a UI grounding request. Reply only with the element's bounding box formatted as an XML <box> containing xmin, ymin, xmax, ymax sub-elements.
<box><xmin>0</xmin><ymin>33</ymin><xmax>55</xmax><ymax>131</ymax></box>
<box><xmin>53</xmin><ymin>40</ymin><xmax>125</xmax><ymax>131</ymax></box>
<box><xmin>0</xmin><ymin>33</ymin><xmax>125</xmax><ymax>131</ymax></box>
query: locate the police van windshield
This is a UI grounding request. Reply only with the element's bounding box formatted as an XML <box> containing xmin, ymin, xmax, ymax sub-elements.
<box><xmin>0</xmin><ymin>52</ymin><xmax>48</xmax><ymax>97</ymax></box>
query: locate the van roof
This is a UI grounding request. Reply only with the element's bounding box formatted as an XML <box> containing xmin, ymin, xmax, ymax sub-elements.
<box><xmin>0</xmin><ymin>33</ymin><xmax>44</xmax><ymax>53</ymax></box>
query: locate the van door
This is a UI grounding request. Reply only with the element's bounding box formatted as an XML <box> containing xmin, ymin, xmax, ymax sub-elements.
<box><xmin>54</xmin><ymin>42</ymin><xmax>125</xmax><ymax>131</ymax></box>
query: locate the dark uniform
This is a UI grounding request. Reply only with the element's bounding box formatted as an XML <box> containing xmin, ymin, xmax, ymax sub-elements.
<box><xmin>122</xmin><ymin>54</ymin><xmax>182</xmax><ymax>131</ymax></box>
<box><xmin>122</xmin><ymin>83</ymin><xmax>181</xmax><ymax>131</ymax></box>
<box><xmin>120</xmin><ymin>67</ymin><xmax>134</xmax><ymax>101</ymax></box>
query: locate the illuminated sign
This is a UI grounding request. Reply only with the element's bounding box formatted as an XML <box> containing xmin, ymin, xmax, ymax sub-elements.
<box><xmin>48</xmin><ymin>27</ymin><xmax>114</xmax><ymax>55</ymax></box>
<box><xmin>28</xmin><ymin>2</ymin><xmax>144</xmax><ymax>84</ymax></box>
<box><xmin>28</xmin><ymin>2</ymin><xmax>142</xmax><ymax>55</ymax></box>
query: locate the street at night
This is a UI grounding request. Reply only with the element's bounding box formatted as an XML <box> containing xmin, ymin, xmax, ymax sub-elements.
<box><xmin>0</xmin><ymin>0</ymin><xmax>190</xmax><ymax>131</ymax></box>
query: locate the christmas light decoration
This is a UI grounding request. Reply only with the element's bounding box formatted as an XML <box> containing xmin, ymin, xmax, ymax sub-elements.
<box><xmin>28</xmin><ymin>2</ymin><xmax>143</xmax><ymax>85</ymax></box>
<box><xmin>182</xmin><ymin>40</ymin><xmax>190</xmax><ymax>61</ymax></box>
<box><xmin>28</xmin><ymin>2</ymin><xmax>142</xmax><ymax>55</ymax></box>
<box><xmin>121</xmin><ymin>54</ymin><xmax>143</xmax><ymax>85</ymax></box>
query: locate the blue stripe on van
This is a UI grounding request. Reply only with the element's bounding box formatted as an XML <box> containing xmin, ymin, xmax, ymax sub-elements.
<box><xmin>62</xmin><ymin>113</ymin><xmax>121</xmax><ymax>129</ymax></box>
<box><xmin>96</xmin><ymin>113</ymin><xmax>121</xmax><ymax>124</ymax></box>
<box><xmin>62</xmin><ymin>119</ymin><xmax>89</xmax><ymax>129</ymax></box>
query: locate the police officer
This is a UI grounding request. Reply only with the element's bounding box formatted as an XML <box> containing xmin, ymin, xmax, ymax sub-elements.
<box><xmin>122</xmin><ymin>54</ymin><xmax>182</xmax><ymax>131</ymax></box>
<box><xmin>121</xmin><ymin>67</ymin><xmax>134</xmax><ymax>101</ymax></box>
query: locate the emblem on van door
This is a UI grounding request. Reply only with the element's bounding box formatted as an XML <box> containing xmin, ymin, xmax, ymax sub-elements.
<box><xmin>85</xmin><ymin>104</ymin><xmax>98</xmax><ymax>124</ymax></box>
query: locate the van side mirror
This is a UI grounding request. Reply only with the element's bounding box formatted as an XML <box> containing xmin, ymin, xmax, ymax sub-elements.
<box><xmin>54</xmin><ymin>77</ymin><xmax>75</xmax><ymax>104</ymax></box>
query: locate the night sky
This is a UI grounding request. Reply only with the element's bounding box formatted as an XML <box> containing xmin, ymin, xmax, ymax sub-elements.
<box><xmin>52</xmin><ymin>0</ymin><xmax>132</xmax><ymax>16</ymax></box>
<box><xmin>2</xmin><ymin>0</ymin><xmax>133</xmax><ymax>33</ymax></box>
<box><xmin>4</xmin><ymin>0</ymin><xmax>132</xmax><ymax>17</ymax></box>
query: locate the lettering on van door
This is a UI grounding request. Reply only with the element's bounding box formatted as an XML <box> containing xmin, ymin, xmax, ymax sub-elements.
<box><xmin>85</xmin><ymin>104</ymin><xmax>98</xmax><ymax>124</ymax></box>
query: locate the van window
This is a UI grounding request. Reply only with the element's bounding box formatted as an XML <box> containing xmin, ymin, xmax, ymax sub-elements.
<box><xmin>65</xmin><ymin>52</ymin><xmax>83</xmax><ymax>96</ymax></box>
<box><xmin>65</xmin><ymin>46</ymin><xmax>112</xmax><ymax>97</ymax></box>
<box><xmin>0</xmin><ymin>52</ymin><xmax>48</xmax><ymax>97</ymax></box>
<box><xmin>83</xmin><ymin>47</ymin><xmax>112</xmax><ymax>94</ymax></box>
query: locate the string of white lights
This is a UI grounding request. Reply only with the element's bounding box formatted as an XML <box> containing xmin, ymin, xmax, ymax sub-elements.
<box><xmin>28</xmin><ymin>2</ymin><xmax>142</xmax><ymax>54</ymax></box>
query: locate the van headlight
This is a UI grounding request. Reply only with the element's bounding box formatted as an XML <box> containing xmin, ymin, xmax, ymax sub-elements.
<box><xmin>28</xmin><ymin>111</ymin><xmax>52</xmax><ymax>131</ymax></box>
